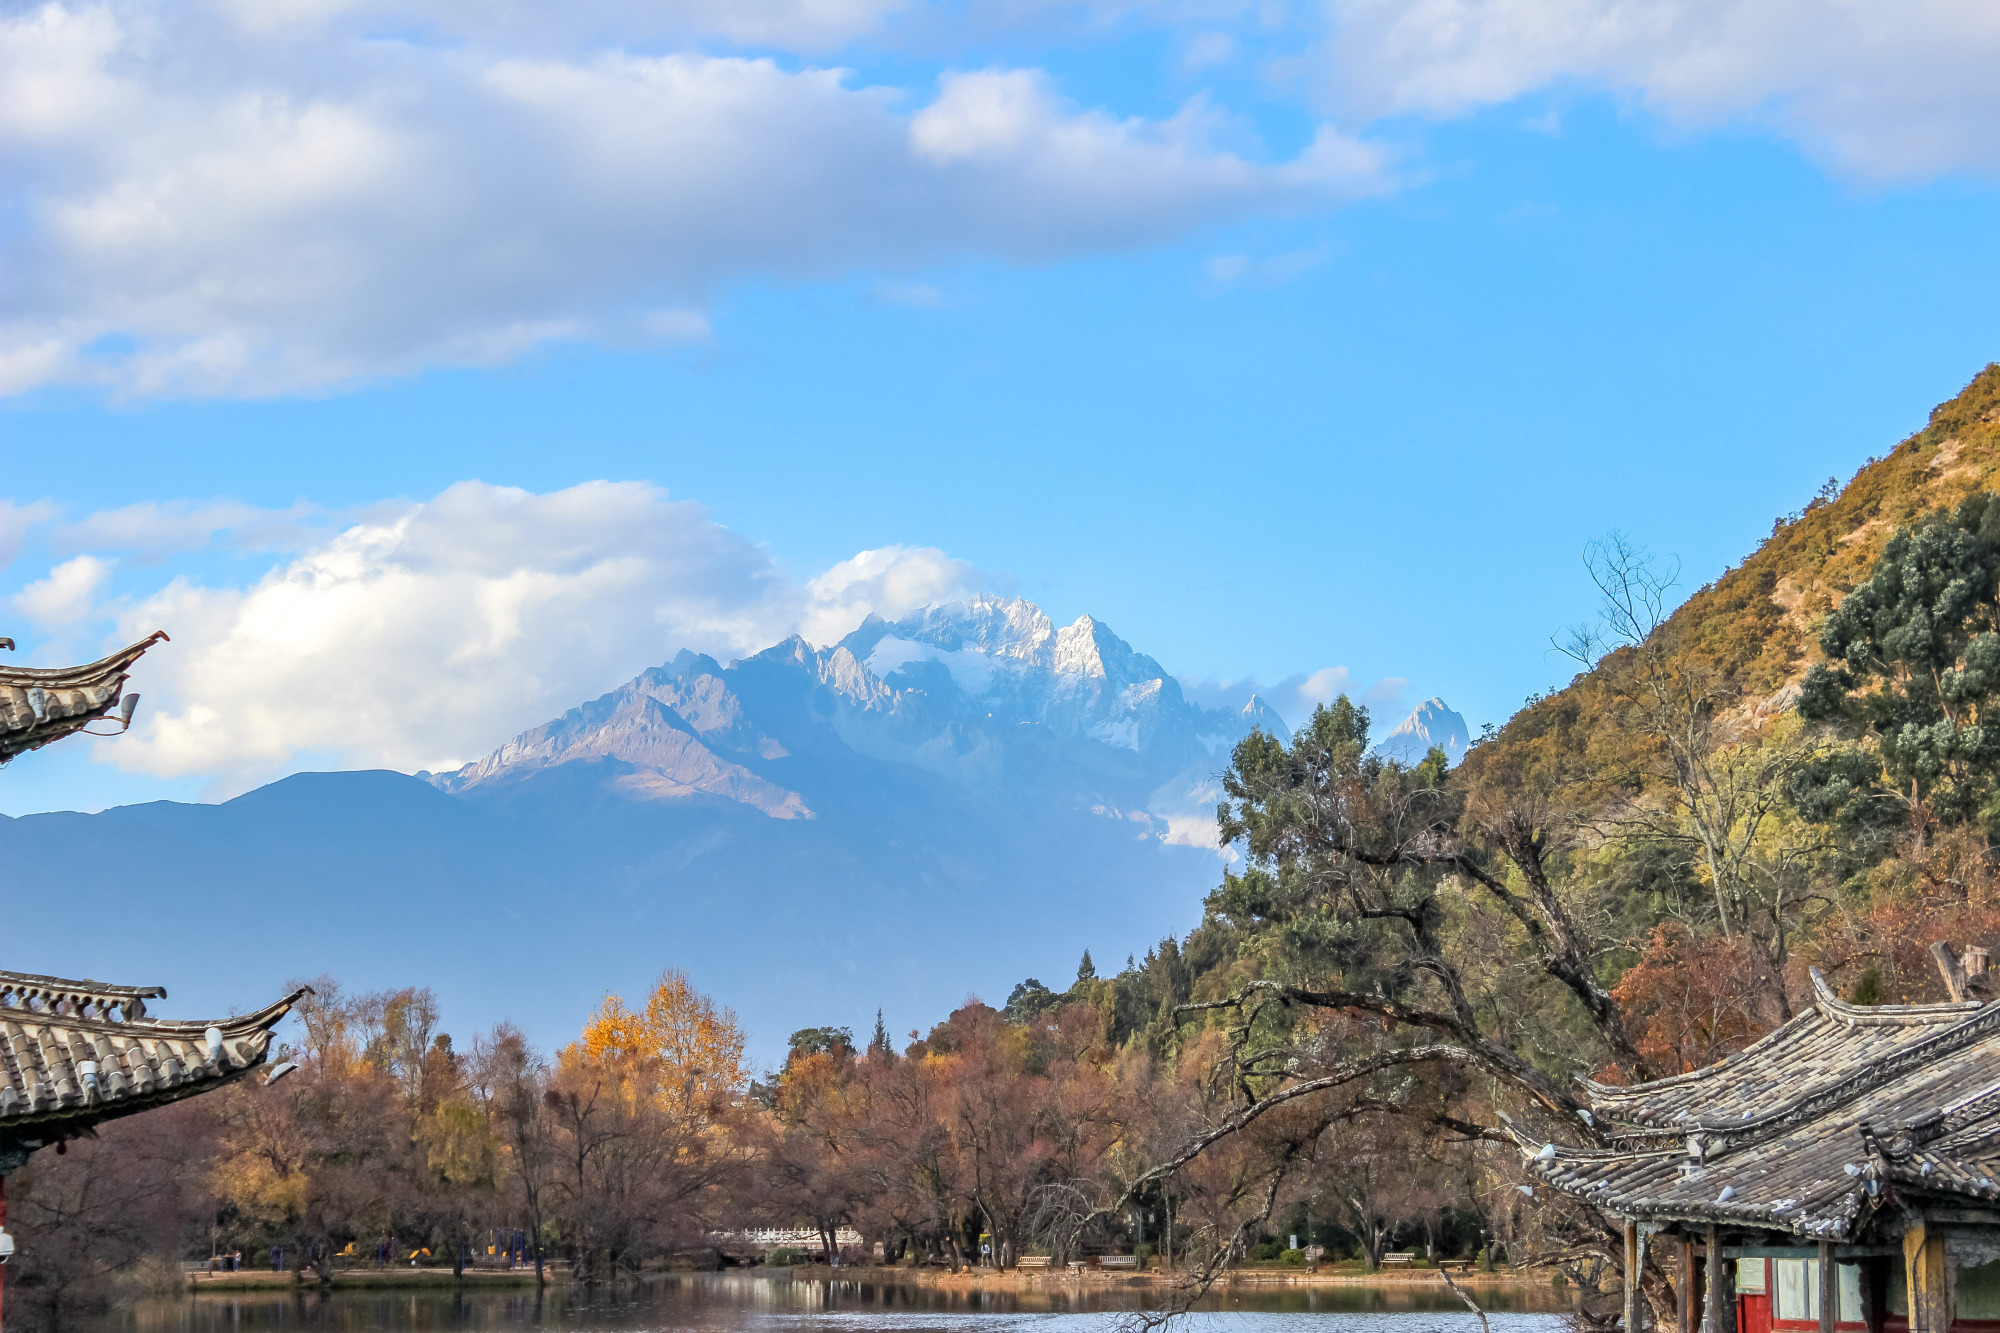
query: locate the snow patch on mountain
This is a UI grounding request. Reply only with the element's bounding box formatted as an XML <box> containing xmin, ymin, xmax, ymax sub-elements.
<box><xmin>864</xmin><ymin>636</ymin><xmax>1001</xmax><ymax>696</ymax></box>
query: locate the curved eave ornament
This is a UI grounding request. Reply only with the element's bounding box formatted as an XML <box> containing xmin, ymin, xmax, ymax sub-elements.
<box><xmin>0</xmin><ymin>969</ymin><xmax>309</xmax><ymax>1171</ymax></box>
<box><xmin>0</xmin><ymin>632</ymin><xmax>168</xmax><ymax>765</ymax></box>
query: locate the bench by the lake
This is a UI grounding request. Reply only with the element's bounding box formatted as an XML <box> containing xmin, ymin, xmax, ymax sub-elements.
<box><xmin>1379</xmin><ymin>1253</ymin><xmax>1416</xmax><ymax>1268</ymax></box>
<box><xmin>1016</xmin><ymin>1256</ymin><xmax>1052</xmax><ymax>1270</ymax></box>
<box><xmin>1098</xmin><ymin>1255</ymin><xmax>1139</xmax><ymax>1270</ymax></box>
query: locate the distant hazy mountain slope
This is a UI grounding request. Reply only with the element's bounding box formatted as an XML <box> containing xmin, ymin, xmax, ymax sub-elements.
<box><xmin>1372</xmin><ymin>698</ymin><xmax>1471</xmax><ymax>765</ymax></box>
<box><xmin>1</xmin><ymin>597</ymin><xmax>1293</xmax><ymax>1064</ymax></box>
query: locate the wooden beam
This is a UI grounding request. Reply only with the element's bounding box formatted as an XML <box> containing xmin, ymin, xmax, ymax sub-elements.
<box><xmin>1712</xmin><ymin>1240</ymin><xmax>1896</xmax><ymax>1248</ymax></box>
<box><xmin>1819</xmin><ymin>1242</ymin><xmax>1836</xmax><ymax>1333</ymax></box>
<box><xmin>1909</xmin><ymin>1208</ymin><xmax>2000</xmax><ymax>1225</ymax></box>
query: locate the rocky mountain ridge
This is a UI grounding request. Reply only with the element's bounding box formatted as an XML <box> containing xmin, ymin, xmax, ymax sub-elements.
<box><xmin>431</xmin><ymin>595</ymin><xmax>1296</xmax><ymax>849</ymax></box>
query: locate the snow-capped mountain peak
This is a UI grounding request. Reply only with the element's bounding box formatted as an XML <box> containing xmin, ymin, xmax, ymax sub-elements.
<box><xmin>1371</xmin><ymin>696</ymin><xmax>1471</xmax><ymax>766</ymax></box>
<box><xmin>1239</xmin><ymin>694</ymin><xmax>1292</xmax><ymax>741</ymax></box>
<box><xmin>435</xmin><ymin>595</ymin><xmax>1292</xmax><ymax>851</ymax></box>
<box><xmin>878</xmin><ymin>595</ymin><xmax>1054</xmax><ymax>662</ymax></box>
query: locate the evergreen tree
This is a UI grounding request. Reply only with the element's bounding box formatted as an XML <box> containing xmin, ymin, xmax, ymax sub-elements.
<box><xmin>785</xmin><ymin>1026</ymin><xmax>854</xmax><ymax>1067</ymax></box>
<box><xmin>1075</xmin><ymin>949</ymin><xmax>1096</xmax><ymax>984</ymax></box>
<box><xmin>1002</xmin><ymin>978</ymin><xmax>1060</xmax><ymax>1024</ymax></box>
<box><xmin>1800</xmin><ymin>491</ymin><xmax>2000</xmax><ymax>830</ymax></box>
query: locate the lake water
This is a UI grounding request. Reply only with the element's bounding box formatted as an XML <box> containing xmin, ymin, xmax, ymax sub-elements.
<box><xmin>74</xmin><ymin>1274</ymin><xmax>1575</xmax><ymax>1333</ymax></box>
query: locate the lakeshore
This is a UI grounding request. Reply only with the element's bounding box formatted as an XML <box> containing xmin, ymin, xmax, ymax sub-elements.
<box><xmin>63</xmin><ymin>1271</ymin><xmax>1578</xmax><ymax>1333</ymax></box>
<box><xmin>899</xmin><ymin>1266</ymin><xmax>1553</xmax><ymax>1293</ymax></box>
<box><xmin>180</xmin><ymin>1263</ymin><xmax>1552</xmax><ymax>1295</ymax></box>
<box><xmin>187</xmin><ymin>1268</ymin><xmax>548</xmax><ymax>1291</ymax></box>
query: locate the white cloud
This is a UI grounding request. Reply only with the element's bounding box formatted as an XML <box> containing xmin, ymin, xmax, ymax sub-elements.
<box><xmin>1320</xmin><ymin>0</ymin><xmax>2000</xmax><ymax>183</ymax></box>
<box><xmin>1181</xmin><ymin>31</ymin><xmax>1236</xmax><ymax>72</ymax></box>
<box><xmin>210</xmin><ymin>0</ymin><xmax>913</xmax><ymax>53</ymax></box>
<box><xmin>1203</xmin><ymin>241</ymin><xmax>1335</xmax><ymax>290</ymax></box>
<box><xmin>873</xmin><ymin>281</ymin><xmax>945</xmax><ymax>308</ymax></box>
<box><xmin>1182</xmin><ymin>665</ymin><xmax>1421</xmax><ymax>730</ymax></box>
<box><xmin>1296</xmin><ymin>665</ymin><xmax>1351</xmax><ymax>704</ymax></box>
<box><xmin>102</xmin><ymin>481</ymin><xmax>788</xmax><ymax>788</ymax></box>
<box><xmin>1361</xmin><ymin>675</ymin><xmax>1408</xmax><ymax>707</ymax></box>
<box><xmin>5</xmin><ymin>0</ymin><xmax>1984</xmax><ymax>401</ymax></box>
<box><xmin>0</xmin><ymin>499</ymin><xmax>58</xmax><ymax>571</ymax></box>
<box><xmin>801</xmin><ymin>545</ymin><xmax>991</xmax><ymax>646</ymax></box>
<box><xmin>0</xmin><ymin>5</ymin><xmax>1386</xmax><ymax>398</ymax></box>
<box><xmin>52</xmin><ymin>500</ymin><xmax>322</xmax><ymax>561</ymax></box>
<box><xmin>36</xmin><ymin>483</ymin><xmax>997</xmax><ymax>793</ymax></box>
<box><xmin>14</xmin><ymin>555</ymin><xmax>115</xmax><ymax>626</ymax></box>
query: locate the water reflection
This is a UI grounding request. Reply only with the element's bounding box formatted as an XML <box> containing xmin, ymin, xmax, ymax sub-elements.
<box><xmin>78</xmin><ymin>1274</ymin><xmax>1571</xmax><ymax>1333</ymax></box>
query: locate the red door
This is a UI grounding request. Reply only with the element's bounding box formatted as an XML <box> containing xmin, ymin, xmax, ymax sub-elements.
<box><xmin>1741</xmin><ymin>1291</ymin><xmax>1775</xmax><ymax>1333</ymax></box>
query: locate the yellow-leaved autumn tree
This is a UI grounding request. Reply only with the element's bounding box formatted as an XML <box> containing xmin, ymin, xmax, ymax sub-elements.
<box><xmin>549</xmin><ymin>970</ymin><xmax>752</xmax><ymax>1277</ymax></box>
<box><xmin>576</xmin><ymin>968</ymin><xmax>748</xmax><ymax>1116</ymax></box>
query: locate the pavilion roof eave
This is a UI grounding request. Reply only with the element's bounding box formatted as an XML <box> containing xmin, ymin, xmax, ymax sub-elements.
<box><xmin>0</xmin><ymin>978</ymin><xmax>310</xmax><ymax>1149</ymax></box>
<box><xmin>1579</xmin><ymin>1005</ymin><xmax>1829</xmax><ymax>1106</ymax></box>
<box><xmin>0</xmin><ymin>632</ymin><xmax>170</xmax><ymax>689</ymax></box>
<box><xmin>1575</xmin><ymin>990</ymin><xmax>2000</xmax><ymax>1150</ymax></box>
<box><xmin>0</xmin><ymin>631</ymin><xmax>169</xmax><ymax>763</ymax></box>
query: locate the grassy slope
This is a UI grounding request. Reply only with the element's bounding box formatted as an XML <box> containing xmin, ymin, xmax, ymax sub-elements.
<box><xmin>1468</xmin><ymin>364</ymin><xmax>2000</xmax><ymax>774</ymax></box>
<box><xmin>1669</xmin><ymin>363</ymin><xmax>2000</xmax><ymax>696</ymax></box>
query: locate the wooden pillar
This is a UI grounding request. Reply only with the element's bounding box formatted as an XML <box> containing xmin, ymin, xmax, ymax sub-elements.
<box><xmin>1627</xmin><ymin>1219</ymin><xmax>1643</xmax><ymax>1333</ymax></box>
<box><xmin>1706</xmin><ymin>1226</ymin><xmax>1734</xmax><ymax>1333</ymax></box>
<box><xmin>1680</xmin><ymin>1237</ymin><xmax>1698</xmax><ymax>1333</ymax></box>
<box><xmin>1904</xmin><ymin>1224</ymin><xmax>1950</xmax><ymax>1333</ymax></box>
<box><xmin>1</xmin><ymin>1173</ymin><xmax>8</xmax><ymax>1333</ymax></box>
<box><xmin>1820</xmin><ymin>1242</ymin><xmax>1837</xmax><ymax>1333</ymax></box>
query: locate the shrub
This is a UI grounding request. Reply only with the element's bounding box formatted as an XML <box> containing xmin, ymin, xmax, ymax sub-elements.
<box><xmin>1247</xmin><ymin>1242</ymin><xmax>1284</xmax><ymax>1262</ymax></box>
<box><xmin>1280</xmin><ymin>1249</ymin><xmax>1307</xmax><ymax>1267</ymax></box>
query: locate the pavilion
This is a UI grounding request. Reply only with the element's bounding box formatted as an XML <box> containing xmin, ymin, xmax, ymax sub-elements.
<box><xmin>1529</xmin><ymin>959</ymin><xmax>2000</xmax><ymax>1333</ymax></box>
<box><xmin>0</xmin><ymin>631</ymin><xmax>308</xmax><ymax>1326</ymax></box>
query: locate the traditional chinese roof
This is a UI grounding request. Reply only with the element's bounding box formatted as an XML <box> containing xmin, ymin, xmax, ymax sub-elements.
<box><xmin>0</xmin><ymin>969</ymin><xmax>306</xmax><ymax>1161</ymax></box>
<box><xmin>0</xmin><ymin>632</ymin><xmax>168</xmax><ymax>764</ymax></box>
<box><xmin>1529</xmin><ymin>969</ymin><xmax>2000</xmax><ymax>1240</ymax></box>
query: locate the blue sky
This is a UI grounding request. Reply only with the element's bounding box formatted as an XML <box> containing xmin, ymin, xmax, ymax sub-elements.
<box><xmin>4</xmin><ymin>0</ymin><xmax>2000</xmax><ymax>816</ymax></box>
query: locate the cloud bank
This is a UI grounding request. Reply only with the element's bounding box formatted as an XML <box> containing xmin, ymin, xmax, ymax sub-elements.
<box><xmin>1320</xmin><ymin>0</ymin><xmax>2000</xmax><ymax>183</ymax></box>
<box><xmin>3</xmin><ymin>481</ymin><xmax>990</xmax><ymax>793</ymax></box>
<box><xmin>0</xmin><ymin>3</ymin><xmax>1384</xmax><ymax>397</ymax></box>
<box><xmin>4</xmin><ymin>0</ymin><xmax>1996</xmax><ymax>398</ymax></box>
